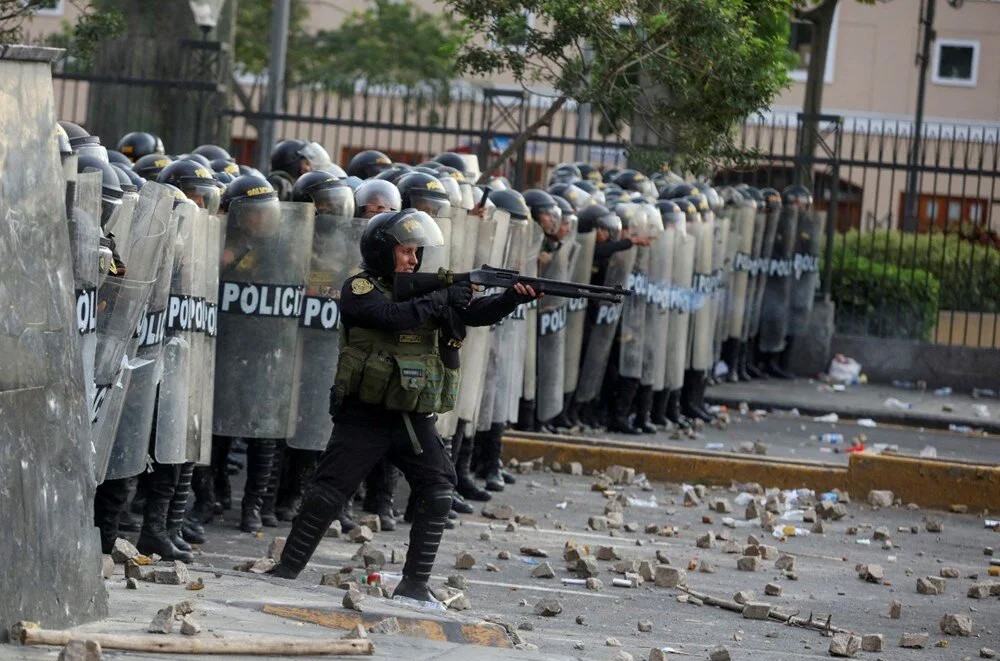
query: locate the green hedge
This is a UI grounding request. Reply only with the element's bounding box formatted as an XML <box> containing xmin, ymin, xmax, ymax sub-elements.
<box><xmin>829</xmin><ymin>254</ymin><xmax>941</xmax><ymax>341</ymax></box>
<box><xmin>832</xmin><ymin>230</ymin><xmax>1000</xmax><ymax>313</ymax></box>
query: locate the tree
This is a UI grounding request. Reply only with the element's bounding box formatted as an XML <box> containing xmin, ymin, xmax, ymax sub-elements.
<box><xmin>442</xmin><ymin>0</ymin><xmax>795</xmax><ymax>180</ymax></box>
<box><xmin>2</xmin><ymin>0</ymin><xmax>119</xmax><ymax>54</ymax></box>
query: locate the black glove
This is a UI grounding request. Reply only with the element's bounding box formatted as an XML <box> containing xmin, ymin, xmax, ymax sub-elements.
<box><xmin>446</xmin><ymin>281</ymin><xmax>474</xmax><ymax>308</ymax></box>
<box><xmin>501</xmin><ymin>286</ymin><xmax>534</xmax><ymax>307</ymax></box>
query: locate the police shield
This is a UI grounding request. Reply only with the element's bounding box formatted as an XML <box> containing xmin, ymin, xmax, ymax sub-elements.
<box><xmin>688</xmin><ymin>200</ymin><xmax>715</xmax><ymax>372</ymax></box>
<box><xmin>745</xmin><ymin>194</ymin><xmax>780</xmax><ymax>342</ymax></box>
<box><xmin>520</xmin><ymin>223</ymin><xmax>545</xmax><ymax>412</ymax></box>
<box><xmin>788</xmin><ymin>198</ymin><xmax>825</xmax><ymax>339</ymax></box>
<box><xmin>491</xmin><ymin>216</ymin><xmax>530</xmax><ymax>425</ymax></box>
<box><xmin>710</xmin><ymin>211</ymin><xmax>731</xmax><ymax>368</ymax></box>
<box><xmin>154</xmin><ymin>200</ymin><xmax>199</xmax><ymax>464</ymax></box>
<box><xmin>290</xmin><ymin>206</ymin><xmax>365</xmax><ymax>451</ymax></box>
<box><xmin>728</xmin><ymin>199</ymin><xmax>758</xmax><ymax>340</ymax></box>
<box><xmin>562</xmin><ymin>227</ymin><xmax>597</xmax><ymax>400</ymax></box>
<box><xmin>666</xmin><ymin>232</ymin><xmax>696</xmax><ymax>391</ymax></box>
<box><xmin>619</xmin><ymin>204</ymin><xmax>651</xmax><ymax>380</ymax></box>
<box><xmin>535</xmin><ymin>222</ymin><xmax>573</xmax><ymax>423</ymax></box>
<box><xmin>197</xmin><ymin>213</ymin><xmax>225</xmax><ymax>463</ymax></box>
<box><xmin>214</xmin><ymin>201</ymin><xmax>314</xmax><ymax>439</ymax></box>
<box><xmin>759</xmin><ymin>194</ymin><xmax>799</xmax><ymax>353</ymax></box>
<box><xmin>105</xmin><ymin>185</ymin><xmax>180</xmax><ymax>480</ymax></box>
<box><xmin>642</xmin><ymin>206</ymin><xmax>670</xmax><ymax>391</ymax></box>
<box><xmin>70</xmin><ymin>171</ymin><xmax>103</xmax><ymax>418</ymax></box>
<box><xmin>185</xmin><ymin>208</ymin><xmax>211</xmax><ymax>463</ymax></box>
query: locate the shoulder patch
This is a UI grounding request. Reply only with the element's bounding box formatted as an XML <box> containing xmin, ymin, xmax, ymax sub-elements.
<box><xmin>351</xmin><ymin>278</ymin><xmax>374</xmax><ymax>295</ymax></box>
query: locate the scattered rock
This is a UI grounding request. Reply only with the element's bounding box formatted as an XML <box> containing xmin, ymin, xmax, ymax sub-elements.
<box><xmin>606</xmin><ymin>465</ymin><xmax>635</xmax><ymax>485</ymax></box>
<box><xmin>737</xmin><ymin>556</ymin><xmax>762</xmax><ymax>572</ymax></box>
<box><xmin>589</xmin><ymin>515</ymin><xmax>609</xmax><ymax>531</ymax></box>
<box><xmin>829</xmin><ymin>633</ymin><xmax>861</xmax><ymax>657</ymax></box>
<box><xmin>154</xmin><ymin>561</ymin><xmax>189</xmax><ymax>585</ymax></box>
<box><xmin>236</xmin><ymin>558</ymin><xmax>276</xmax><ymax>575</ymax></box>
<box><xmin>613</xmin><ymin>560</ymin><xmax>639</xmax><ymax>574</ymax></box>
<box><xmin>872</xmin><ymin>526</ymin><xmax>891</xmax><ymax>541</ymax></box>
<box><xmin>980</xmin><ymin>648</ymin><xmax>997</xmax><ymax>659</ymax></box>
<box><xmin>764</xmin><ymin>583</ymin><xmax>782</xmax><ymax>597</ymax></box>
<box><xmin>889</xmin><ymin>600</ymin><xmax>902</xmax><ymax>618</ymax></box>
<box><xmin>576</xmin><ymin>556</ymin><xmax>600</xmax><ymax>579</ymax></box>
<box><xmin>733</xmin><ymin>590</ymin><xmax>755</xmax><ymax>605</ymax></box>
<box><xmin>447</xmin><ymin>574</ymin><xmax>468</xmax><ymax>590</ymax></box>
<box><xmin>861</xmin><ymin>634</ymin><xmax>884</xmax><ymax>652</ymax></box>
<box><xmin>342</xmin><ymin>624</ymin><xmax>369</xmax><ymax>640</ymax></box>
<box><xmin>639</xmin><ymin>561</ymin><xmax>655</xmax><ymax>582</ymax></box>
<box><xmin>940</xmin><ymin>613</ymin><xmax>973</xmax><ymax>636</ymax></box>
<box><xmin>147</xmin><ymin>605</ymin><xmax>176</xmax><ymax>634</ymax></box>
<box><xmin>655</xmin><ymin>549</ymin><xmax>671</xmax><ymax>564</ymax></box>
<box><xmin>349</xmin><ymin>525</ymin><xmax>374</xmax><ymax>543</ymax></box>
<box><xmin>518</xmin><ymin>621</ymin><xmax>534</xmax><ymax>632</ymax></box>
<box><xmin>576</xmin><ymin>615</ymin><xmax>586</xmax><ymax>625</ymax></box>
<box><xmin>709</xmin><ymin>646</ymin><xmax>731</xmax><ymax>661</ymax></box>
<box><xmin>369</xmin><ymin>617</ymin><xmax>401</xmax><ymax>635</ymax></box>
<box><xmin>696</xmin><ymin>533</ymin><xmax>715</xmax><ymax>549</ymax></box>
<box><xmin>596</xmin><ymin>546</ymin><xmax>620</xmax><ymax>561</ymax></box>
<box><xmin>711</xmin><ymin>499</ymin><xmax>732</xmax><ymax>513</ymax></box>
<box><xmin>611</xmin><ymin>652</ymin><xmax>633</xmax><ymax>661</ymax></box>
<box><xmin>455</xmin><ymin>552</ymin><xmax>476</xmax><ymax>570</ymax></box>
<box><xmin>585</xmin><ymin>577</ymin><xmax>603</xmax><ymax>590</ymax></box>
<box><xmin>479</xmin><ymin>531</ymin><xmax>492</xmax><ymax>542</ymax></box>
<box><xmin>811</xmin><ymin>521</ymin><xmax>827</xmax><ymax>534</ymax></box>
<box><xmin>939</xmin><ymin>566</ymin><xmax>960</xmax><ymax>578</ymax></box>
<box><xmin>343</xmin><ymin>589</ymin><xmax>364</xmax><ymax>612</ymax></box>
<box><xmin>179</xmin><ymin>615</ymin><xmax>201</xmax><ymax>636</ymax></box>
<box><xmin>125</xmin><ymin>577</ymin><xmax>138</xmax><ymax>590</ymax></box>
<box><xmin>606</xmin><ymin>636</ymin><xmax>622</xmax><ymax>647</ymax></box>
<box><xmin>326</xmin><ymin>520</ymin><xmax>342</xmax><ymax>538</ymax></box>
<box><xmin>486</xmin><ymin>562</ymin><xmax>499</xmax><ymax>572</ymax></box>
<box><xmin>775</xmin><ymin>554</ymin><xmax>796</xmax><ymax>571</ymax></box>
<box><xmin>531</xmin><ymin>562</ymin><xmax>555</xmax><ymax>579</ymax></box>
<box><xmin>899</xmin><ymin>632</ymin><xmax>929</xmax><ymax>649</ymax></box>
<box><xmin>125</xmin><ymin>560</ymin><xmax>153</xmax><ymax>582</ymax></box>
<box><xmin>968</xmin><ymin>582</ymin><xmax>993</xmax><ymax>599</ymax></box>
<box><xmin>519</xmin><ymin>546</ymin><xmax>548</xmax><ymax>558</ymax></box>
<box><xmin>58</xmin><ymin>639</ymin><xmax>102</xmax><ymax>661</ymax></box>
<box><xmin>860</xmin><ymin>564</ymin><xmax>884</xmax><ymax>584</ymax></box>
<box><xmin>637</xmin><ymin>619</ymin><xmax>653</xmax><ymax>632</ymax></box>
<box><xmin>722</xmin><ymin>540</ymin><xmax>742</xmax><ymax>554</ymax></box>
<box><xmin>110</xmin><ymin>538</ymin><xmax>140</xmax><ymax>564</ymax></box>
<box><xmin>699</xmin><ymin>560</ymin><xmax>716</xmax><ymax>574</ymax></box>
<box><xmin>916</xmin><ymin>576</ymin><xmax>943</xmax><ymax>595</ymax></box>
<box><xmin>654</xmin><ymin>566</ymin><xmax>685</xmax><ymax>588</ymax></box>
<box><xmin>567</xmin><ymin>462</ymin><xmax>583</xmax><ymax>475</ymax></box>
<box><xmin>505</xmin><ymin>522</ymin><xmax>518</xmax><ymax>533</ymax></box>
<box><xmin>745</xmin><ymin>499</ymin><xmax>761</xmax><ymax>520</ymax></box>
<box><xmin>482</xmin><ymin>504</ymin><xmax>515</xmax><ymax>520</ymax></box>
<box><xmin>741</xmin><ymin>602</ymin><xmax>771</xmax><ymax>620</ymax></box>
<box><xmin>867</xmin><ymin>490</ymin><xmax>894</xmax><ymax>508</ymax></box>
<box><xmin>534</xmin><ymin>597</ymin><xmax>563</xmax><ymax>616</ymax></box>
<box><xmin>497</xmin><ymin>550</ymin><xmax>511</xmax><ymax>560</ymax></box>
<box><xmin>924</xmin><ymin>517</ymin><xmax>943</xmax><ymax>533</ymax></box>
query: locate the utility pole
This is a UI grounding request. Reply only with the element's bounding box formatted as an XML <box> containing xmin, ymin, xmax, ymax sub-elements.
<box><xmin>258</xmin><ymin>0</ymin><xmax>291</xmax><ymax>172</ymax></box>
<box><xmin>902</xmin><ymin>0</ymin><xmax>936</xmax><ymax>232</ymax></box>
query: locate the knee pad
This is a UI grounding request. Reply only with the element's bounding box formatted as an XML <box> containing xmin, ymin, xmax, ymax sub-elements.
<box><xmin>417</xmin><ymin>490</ymin><xmax>453</xmax><ymax>518</ymax></box>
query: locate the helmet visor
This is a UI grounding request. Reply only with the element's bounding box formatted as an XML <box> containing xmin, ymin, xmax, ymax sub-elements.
<box><xmin>229</xmin><ymin>196</ymin><xmax>282</xmax><ymax>238</ymax></box>
<box><xmin>387</xmin><ymin>210</ymin><xmax>444</xmax><ymax>248</ymax></box>
<box><xmin>312</xmin><ymin>185</ymin><xmax>355</xmax><ymax>217</ymax></box>
<box><xmin>182</xmin><ymin>182</ymin><xmax>222</xmax><ymax>215</ymax></box>
<box><xmin>299</xmin><ymin>142</ymin><xmax>334</xmax><ymax>169</ymax></box>
<box><xmin>408</xmin><ymin>190</ymin><xmax>451</xmax><ymax>218</ymax></box>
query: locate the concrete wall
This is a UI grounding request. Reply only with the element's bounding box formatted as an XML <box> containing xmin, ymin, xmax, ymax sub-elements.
<box><xmin>0</xmin><ymin>45</ymin><xmax>108</xmax><ymax>639</ymax></box>
<box><xmin>831</xmin><ymin>333</ymin><xmax>1000</xmax><ymax>391</ymax></box>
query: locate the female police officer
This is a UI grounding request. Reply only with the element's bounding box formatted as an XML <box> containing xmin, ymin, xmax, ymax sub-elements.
<box><xmin>269</xmin><ymin>208</ymin><xmax>538</xmax><ymax>605</ymax></box>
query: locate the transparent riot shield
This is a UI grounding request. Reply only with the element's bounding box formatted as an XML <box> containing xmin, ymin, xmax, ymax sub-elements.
<box><xmin>290</xmin><ymin>211</ymin><xmax>366</xmax><ymax>450</ymax></box>
<box><xmin>71</xmin><ymin>171</ymin><xmax>103</xmax><ymax>419</ymax></box>
<box><xmin>711</xmin><ymin>214</ymin><xmax>731</xmax><ymax>368</ymax></box>
<box><xmin>643</xmin><ymin>208</ymin><xmax>671</xmax><ymax>391</ymax></box>
<box><xmin>198</xmin><ymin>213</ymin><xmax>225</xmax><ymax>465</ymax></box>
<box><xmin>789</xmin><ymin>206</ymin><xmax>826</xmax><ymax>337</ymax></box>
<box><xmin>573</xmin><ymin>238</ymin><xmax>637</xmax><ymax>404</ymax></box>
<box><xmin>520</xmin><ymin>223</ymin><xmax>545</xmax><ymax>411</ymax></box>
<box><xmin>213</xmin><ymin>200</ymin><xmax>314</xmax><ymax>438</ymax></box>
<box><xmin>106</xmin><ymin>189</ymin><xmax>138</xmax><ymax>257</ymax></box>
<box><xmin>688</xmin><ymin>210</ymin><xmax>715</xmax><ymax>371</ymax></box>
<box><xmin>185</xmin><ymin>208</ymin><xmax>210</xmax><ymax>463</ymax></box>
<box><xmin>728</xmin><ymin>202</ymin><xmax>757</xmax><ymax>340</ymax></box>
<box><xmin>105</xmin><ymin>189</ymin><xmax>180</xmax><ymax>480</ymax></box>
<box><xmin>534</xmin><ymin>223</ymin><xmax>571</xmax><ymax>422</ymax></box>
<box><xmin>154</xmin><ymin>201</ymin><xmax>199</xmax><ymax>464</ymax></box>
<box><xmin>666</xmin><ymin>233</ymin><xmax>696</xmax><ymax>390</ymax></box>
<box><xmin>759</xmin><ymin>205</ymin><xmax>799</xmax><ymax>353</ymax></box>
<box><xmin>746</xmin><ymin>205</ymin><xmax>780</xmax><ymax>341</ymax></box>
<box><xmin>491</xmin><ymin>216</ymin><xmax>530</xmax><ymax>425</ymax></box>
<box><xmin>562</xmin><ymin>229</ymin><xmax>597</xmax><ymax>398</ymax></box>
<box><xmin>618</xmin><ymin>206</ymin><xmax>650</xmax><ymax>380</ymax></box>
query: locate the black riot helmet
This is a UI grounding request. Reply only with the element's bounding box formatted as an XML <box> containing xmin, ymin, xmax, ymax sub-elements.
<box><xmin>655</xmin><ymin>199</ymin><xmax>684</xmax><ymax>228</ymax></box>
<box><xmin>736</xmin><ymin>184</ymin><xmax>764</xmax><ymax>207</ymax></box>
<box><xmin>485</xmin><ymin>188</ymin><xmax>529</xmax><ymax>221</ymax></box>
<box><xmin>116</xmin><ymin>131</ymin><xmax>162</xmax><ymax>161</ymax></box>
<box><xmin>193</xmin><ymin>144</ymin><xmax>234</xmax><ymax>163</ymax></box>
<box><xmin>110</xmin><ymin>164</ymin><xmax>137</xmax><ymax>193</ymax></box>
<box><xmin>522</xmin><ymin>189</ymin><xmax>562</xmax><ymax>235</ymax></box>
<box><xmin>432</xmin><ymin>152</ymin><xmax>469</xmax><ymax>175</ymax></box>
<box><xmin>212</xmin><ymin>171</ymin><xmax>235</xmax><ymax>187</ymax></box>
<box><xmin>782</xmin><ymin>184</ymin><xmax>813</xmax><ymax>209</ymax></box>
<box><xmin>238</xmin><ymin>164</ymin><xmax>265</xmax><ymax>178</ymax></box>
<box><xmin>78</xmin><ymin>155</ymin><xmax>124</xmax><ymax>227</ymax></box>
<box><xmin>355</xmin><ymin>179</ymin><xmax>402</xmax><ymax>218</ymax></box>
<box><xmin>575</xmin><ymin>179</ymin><xmax>605</xmax><ymax>205</ymax></box>
<box><xmin>347</xmin><ymin>149</ymin><xmax>392</xmax><ymax>179</ymax></box>
<box><xmin>547</xmin><ymin>182</ymin><xmax>592</xmax><ymax>212</ymax></box>
<box><xmin>578</xmin><ymin>203</ymin><xmax>621</xmax><ymax>238</ymax></box>
<box><xmin>220</xmin><ymin>174</ymin><xmax>276</xmax><ymax>213</ymax></box>
<box><xmin>270</xmin><ymin>139</ymin><xmax>310</xmax><ymax>176</ymax></box>
<box><xmin>211</xmin><ymin>158</ymin><xmax>240</xmax><ymax>176</ymax></box>
<box><xmin>373</xmin><ymin>163</ymin><xmax>412</xmax><ymax>184</ymax></box>
<box><xmin>158</xmin><ymin>159</ymin><xmax>221</xmax><ymax>213</ymax></box>
<box><xmin>548</xmin><ymin>163</ymin><xmax>582</xmax><ymax>186</ymax></box>
<box><xmin>123</xmin><ymin>167</ymin><xmax>146</xmax><ymax>191</ymax></box>
<box><xmin>552</xmin><ymin>195</ymin><xmax>576</xmax><ymax>228</ymax></box>
<box><xmin>60</xmin><ymin>121</ymin><xmax>105</xmax><ymax>160</ymax></box>
<box><xmin>396</xmin><ymin>172</ymin><xmax>451</xmax><ymax>217</ymax></box>
<box><xmin>359</xmin><ymin>209</ymin><xmax>445</xmax><ymax>278</ymax></box>
<box><xmin>694</xmin><ymin>182</ymin><xmax>723</xmax><ymax>213</ymax></box>
<box><xmin>55</xmin><ymin>123</ymin><xmax>72</xmax><ymax>157</ymax></box>
<box><xmin>180</xmin><ymin>153</ymin><xmax>213</xmax><ymax>169</ymax></box>
<box><xmin>59</xmin><ymin>120</ymin><xmax>91</xmax><ymax>147</ymax></box>
<box><xmin>292</xmin><ymin>171</ymin><xmax>356</xmax><ymax>217</ymax></box>
<box><xmin>341</xmin><ymin>175</ymin><xmax>364</xmax><ymax>191</ymax></box>
<box><xmin>760</xmin><ymin>187</ymin><xmax>782</xmax><ymax>212</ymax></box>
<box><xmin>574</xmin><ymin>162</ymin><xmax>602</xmax><ymax>183</ymax></box>
<box><xmin>106</xmin><ymin>150</ymin><xmax>132</xmax><ymax>167</ymax></box>
<box><xmin>718</xmin><ymin>186</ymin><xmax>744</xmax><ymax>209</ymax></box>
<box><xmin>614</xmin><ymin>169</ymin><xmax>657</xmax><ymax>199</ymax></box>
<box><xmin>602</xmin><ymin>167</ymin><xmax>622</xmax><ymax>184</ymax></box>
<box><xmin>659</xmin><ymin>181</ymin><xmax>700</xmax><ymax>201</ymax></box>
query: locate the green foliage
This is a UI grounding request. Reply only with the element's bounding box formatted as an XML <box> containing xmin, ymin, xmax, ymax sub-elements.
<box><xmin>830</xmin><ymin>253</ymin><xmax>940</xmax><ymax>341</ymax></box>
<box><xmin>42</xmin><ymin>2</ymin><xmax>123</xmax><ymax>69</ymax></box>
<box><xmin>441</xmin><ymin>0</ymin><xmax>795</xmax><ymax>170</ymax></box>
<box><xmin>833</xmin><ymin>229</ymin><xmax>1000</xmax><ymax>314</ymax></box>
<box><xmin>234</xmin><ymin>0</ymin><xmax>310</xmax><ymax>77</ymax></box>
<box><xmin>1</xmin><ymin>0</ymin><xmax>116</xmax><ymax>47</ymax></box>
<box><xmin>296</xmin><ymin>0</ymin><xmax>460</xmax><ymax>94</ymax></box>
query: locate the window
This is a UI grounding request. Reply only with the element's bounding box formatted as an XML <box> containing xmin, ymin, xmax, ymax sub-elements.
<box><xmin>28</xmin><ymin>0</ymin><xmax>64</xmax><ymax>16</ymax></box>
<box><xmin>788</xmin><ymin>5</ymin><xmax>839</xmax><ymax>84</ymax></box>
<box><xmin>898</xmin><ymin>192</ymin><xmax>990</xmax><ymax>232</ymax></box>
<box><xmin>932</xmin><ymin>40</ymin><xmax>979</xmax><ymax>87</ymax></box>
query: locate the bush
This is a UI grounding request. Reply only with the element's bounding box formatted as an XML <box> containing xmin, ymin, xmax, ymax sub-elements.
<box><xmin>831</xmin><ymin>230</ymin><xmax>1000</xmax><ymax>313</ymax></box>
<box><xmin>830</xmin><ymin>254</ymin><xmax>940</xmax><ymax>341</ymax></box>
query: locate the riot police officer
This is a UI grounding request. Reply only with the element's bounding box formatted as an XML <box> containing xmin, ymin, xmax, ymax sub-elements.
<box><xmin>346</xmin><ymin>149</ymin><xmax>393</xmax><ymax>180</ymax></box>
<box><xmin>268</xmin><ymin>209</ymin><xmax>539</xmax><ymax>605</ymax></box>
<box><xmin>267</xmin><ymin>139</ymin><xmax>315</xmax><ymax>200</ymax></box>
<box><xmin>117</xmin><ymin>131</ymin><xmax>164</xmax><ymax>162</ymax></box>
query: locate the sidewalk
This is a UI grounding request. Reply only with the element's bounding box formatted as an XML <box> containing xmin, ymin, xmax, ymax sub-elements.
<box><xmin>707</xmin><ymin>378</ymin><xmax>1000</xmax><ymax>435</ymax></box>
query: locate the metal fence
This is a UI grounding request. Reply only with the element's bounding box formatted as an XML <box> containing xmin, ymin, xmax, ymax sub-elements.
<box><xmin>50</xmin><ymin>64</ymin><xmax>1000</xmax><ymax>349</ymax></box>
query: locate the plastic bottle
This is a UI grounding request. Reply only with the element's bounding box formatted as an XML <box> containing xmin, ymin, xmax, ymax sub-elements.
<box><xmin>821</xmin><ymin>433</ymin><xmax>844</xmax><ymax>444</ymax></box>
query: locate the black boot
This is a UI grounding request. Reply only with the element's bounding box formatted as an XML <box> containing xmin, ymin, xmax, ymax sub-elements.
<box><xmin>763</xmin><ymin>350</ymin><xmax>794</xmax><ymax>379</ymax></box>
<box><xmin>665</xmin><ymin>388</ymin><xmax>692</xmax><ymax>429</ymax></box>
<box><xmin>393</xmin><ymin>490</ymin><xmax>452</xmax><ymax>604</ymax></box>
<box><xmin>514</xmin><ymin>398</ymin><xmax>536</xmax><ymax>432</ymax></box>
<box><xmin>212</xmin><ymin>435</ymin><xmax>233</xmax><ymax>513</ymax></box>
<box><xmin>608</xmin><ymin>377</ymin><xmax>642</xmax><ymax>434</ymax></box>
<box><xmin>746</xmin><ymin>339</ymin><xmax>768</xmax><ymax>379</ymax></box>
<box><xmin>633</xmin><ymin>384</ymin><xmax>658</xmax><ymax>433</ymax></box>
<box><xmin>94</xmin><ymin>478</ymin><xmax>129</xmax><ymax>554</ymax></box>
<box><xmin>167</xmin><ymin>462</ymin><xmax>195</xmax><ymax>552</ymax></box>
<box><xmin>476</xmin><ymin>424</ymin><xmax>506</xmax><ymax>492</ymax></box>
<box><xmin>451</xmin><ymin>493</ymin><xmax>474</xmax><ymax>514</ymax></box>
<box><xmin>721</xmin><ymin>338</ymin><xmax>741</xmax><ymax>383</ymax></box>
<box><xmin>374</xmin><ymin>463</ymin><xmax>398</xmax><ymax>532</ymax></box>
<box><xmin>277</xmin><ymin>450</ymin><xmax>317</xmax><ymax>521</ymax></box>
<box><xmin>118</xmin><ymin>477</ymin><xmax>143</xmax><ymax>533</ymax></box>
<box><xmin>269</xmin><ymin>485</ymin><xmax>344</xmax><ymax>579</ymax></box>
<box><xmin>736</xmin><ymin>341</ymin><xmax>753</xmax><ymax>381</ymax></box>
<box><xmin>260</xmin><ymin>442</ymin><xmax>284</xmax><ymax>528</ymax></box>
<box><xmin>137</xmin><ymin>463</ymin><xmax>193</xmax><ymax>562</ymax></box>
<box><xmin>548</xmin><ymin>393</ymin><xmax>577</xmax><ymax>431</ymax></box>
<box><xmin>576</xmin><ymin>399</ymin><xmax>599</xmax><ymax>430</ymax></box>
<box><xmin>680</xmin><ymin>370</ymin><xmax>712</xmax><ymax>422</ymax></box>
<box><xmin>241</xmin><ymin>439</ymin><xmax>276</xmax><ymax>533</ymax></box>
<box><xmin>650</xmin><ymin>389</ymin><xmax>669</xmax><ymax>427</ymax></box>
<box><xmin>693</xmin><ymin>373</ymin><xmax>716</xmax><ymax>421</ymax></box>
<box><xmin>338</xmin><ymin>492</ymin><xmax>358</xmax><ymax>534</ymax></box>
<box><xmin>190</xmin><ymin>465</ymin><xmax>215</xmax><ymax>525</ymax></box>
<box><xmin>453</xmin><ymin>423</ymin><xmax>491</xmax><ymax>502</ymax></box>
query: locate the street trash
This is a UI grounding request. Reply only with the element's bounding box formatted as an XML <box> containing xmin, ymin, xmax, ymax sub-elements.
<box><xmin>733</xmin><ymin>492</ymin><xmax>756</xmax><ymax>506</ymax></box>
<box><xmin>984</xmin><ymin>520</ymin><xmax>999</xmax><ymax>529</ymax></box>
<box><xmin>844</xmin><ymin>444</ymin><xmax>866</xmax><ymax>453</ymax></box>
<box><xmin>972</xmin><ymin>388</ymin><xmax>998</xmax><ymax>399</ymax></box>
<box><xmin>780</xmin><ymin>510</ymin><xmax>805</xmax><ymax>522</ymax></box>
<box><xmin>814</xmin><ymin>412</ymin><xmax>839</xmax><ymax>423</ymax></box>
<box><xmin>555</xmin><ymin>501</ymin><xmax>568</xmax><ymax>509</ymax></box>
<box><xmin>772</xmin><ymin>407</ymin><xmax>801</xmax><ymax>417</ymax></box>
<box><xmin>713</xmin><ymin>360</ymin><xmax>729</xmax><ymax>379</ymax></box>
<box><xmin>821</xmin><ymin>492</ymin><xmax>839</xmax><ymax>503</ymax></box>
<box><xmin>892</xmin><ymin>380</ymin><xmax>918</xmax><ymax>390</ymax></box>
<box><xmin>934</xmin><ymin>387</ymin><xmax>952</xmax><ymax>396</ymax></box>
<box><xmin>856</xmin><ymin>539</ymin><xmax>871</xmax><ymax>545</ymax></box>
<box><xmin>972</xmin><ymin>404</ymin><xmax>990</xmax><ymax>418</ymax></box>
<box><xmin>704</xmin><ymin>442</ymin><xmax>725</xmax><ymax>450</ymax></box>
<box><xmin>561</xmin><ymin>578</ymin><xmax>587</xmax><ymax>586</ymax></box>
<box><xmin>626</xmin><ymin>496</ymin><xmax>658</xmax><ymax>508</ymax></box>
<box><xmin>821</xmin><ymin>433</ymin><xmax>844</xmax><ymax>444</ymax></box>
<box><xmin>832</xmin><ymin>384</ymin><xmax>847</xmax><ymax>392</ymax></box>
<box><xmin>948</xmin><ymin>424</ymin><xmax>972</xmax><ymax>433</ymax></box>
<box><xmin>772</xmin><ymin>525</ymin><xmax>810</xmax><ymax>540</ymax></box>
<box><xmin>919</xmin><ymin>445</ymin><xmax>938</xmax><ymax>458</ymax></box>
<box><xmin>884</xmin><ymin>397</ymin><xmax>913</xmax><ymax>410</ymax></box>
<box><xmin>857</xmin><ymin>418</ymin><xmax>877</xmax><ymax>428</ymax></box>
<box><xmin>827</xmin><ymin>355</ymin><xmax>862</xmax><ymax>384</ymax></box>
<box><xmin>393</xmin><ymin>595</ymin><xmax>446</xmax><ymax>611</ymax></box>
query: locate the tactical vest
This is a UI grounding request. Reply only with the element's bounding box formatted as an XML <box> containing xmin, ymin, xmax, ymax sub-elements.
<box><xmin>332</xmin><ymin>275</ymin><xmax>461</xmax><ymax>414</ymax></box>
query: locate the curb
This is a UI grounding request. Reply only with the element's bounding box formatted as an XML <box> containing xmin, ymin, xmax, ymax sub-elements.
<box><xmin>705</xmin><ymin>393</ymin><xmax>1000</xmax><ymax>435</ymax></box>
<box><xmin>502</xmin><ymin>433</ymin><xmax>1000</xmax><ymax>511</ymax></box>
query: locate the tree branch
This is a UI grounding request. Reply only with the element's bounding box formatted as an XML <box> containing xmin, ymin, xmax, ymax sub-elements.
<box><xmin>476</xmin><ymin>94</ymin><xmax>569</xmax><ymax>183</ymax></box>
